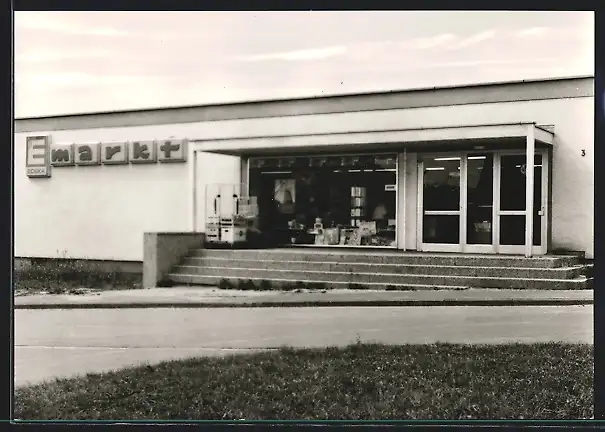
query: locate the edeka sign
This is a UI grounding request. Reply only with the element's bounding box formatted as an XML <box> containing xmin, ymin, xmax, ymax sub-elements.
<box><xmin>26</xmin><ymin>136</ymin><xmax>51</xmax><ymax>178</ymax></box>
<box><xmin>48</xmin><ymin>138</ymin><xmax>188</xmax><ymax>167</ymax></box>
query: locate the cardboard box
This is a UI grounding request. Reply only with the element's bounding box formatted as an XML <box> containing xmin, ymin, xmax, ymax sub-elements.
<box><xmin>206</xmin><ymin>233</ymin><xmax>220</xmax><ymax>243</ymax></box>
<box><xmin>221</xmin><ymin>227</ymin><xmax>247</xmax><ymax>243</ymax></box>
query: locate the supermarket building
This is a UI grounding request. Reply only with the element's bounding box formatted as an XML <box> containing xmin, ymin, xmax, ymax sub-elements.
<box><xmin>14</xmin><ymin>75</ymin><xmax>594</xmax><ymax>289</ymax></box>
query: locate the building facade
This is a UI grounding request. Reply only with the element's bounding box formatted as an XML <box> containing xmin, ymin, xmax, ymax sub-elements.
<box><xmin>15</xmin><ymin>76</ymin><xmax>594</xmax><ymax>264</ymax></box>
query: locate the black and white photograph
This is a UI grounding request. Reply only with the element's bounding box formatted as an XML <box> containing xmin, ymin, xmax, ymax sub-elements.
<box><xmin>13</xmin><ymin>10</ymin><xmax>594</xmax><ymax>422</ymax></box>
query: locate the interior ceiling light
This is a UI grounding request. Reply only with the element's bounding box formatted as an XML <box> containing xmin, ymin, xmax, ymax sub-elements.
<box><xmin>434</xmin><ymin>157</ymin><xmax>461</xmax><ymax>161</ymax></box>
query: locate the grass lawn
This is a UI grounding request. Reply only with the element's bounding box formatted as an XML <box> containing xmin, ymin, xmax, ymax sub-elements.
<box><xmin>14</xmin><ymin>343</ymin><xmax>593</xmax><ymax>421</ymax></box>
<box><xmin>14</xmin><ymin>278</ymin><xmax>141</xmax><ymax>295</ymax></box>
<box><xmin>14</xmin><ymin>264</ymin><xmax>141</xmax><ymax>296</ymax></box>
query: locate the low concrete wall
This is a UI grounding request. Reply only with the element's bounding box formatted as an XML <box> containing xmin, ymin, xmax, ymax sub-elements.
<box><xmin>143</xmin><ymin>232</ymin><xmax>206</xmax><ymax>288</ymax></box>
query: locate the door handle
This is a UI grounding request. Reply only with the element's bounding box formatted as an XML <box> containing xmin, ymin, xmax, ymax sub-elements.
<box><xmin>537</xmin><ymin>208</ymin><xmax>545</xmax><ymax>216</ymax></box>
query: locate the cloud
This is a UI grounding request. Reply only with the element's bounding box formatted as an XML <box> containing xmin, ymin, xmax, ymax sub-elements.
<box><xmin>398</xmin><ymin>33</ymin><xmax>458</xmax><ymax>50</ymax></box>
<box><xmin>446</xmin><ymin>30</ymin><xmax>497</xmax><ymax>50</ymax></box>
<box><xmin>429</xmin><ymin>57</ymin><xmax>558</xmax><ymax>69</ymax></box>
<box><xmin>17</xmin><ymin>72</ymin><xmax>166</xmax><ymax>88</ymax></box>
<box><xmin>348</xmin><ymin>56</ymin><xmax>561</xmax><ymax>74</ymax></box>
<box><xmin>16</xmin><ymin>49</ymin><xmax>112</xmax><ymax>63</ymax></box>
<box><xmin>232</xmin><ymin>45</ymin><xmax>348</xmax><ymax>62</ymax></box>
<box><xmin>15</xmin><ymin>12</ymin><xmax>127</xmax><ymax>37</ymax></box>
<box><xmin>343</xmin><ymin>35</ymin><xmax>458</xmax><ymax>63</ymax></box>
<box><xmin>234</xmin><ymin>34</ymin><xmax>460</xmax><ymax>64</ymax></box>
<box><xmin>515</xmin><ymin>26</ymin><xmax>549</xmax><ymax>38</ymax></box>
<box><xmin>344</xmin><ymin>40</ymin><xmax>395</xmax><ymax>61</ymax></box>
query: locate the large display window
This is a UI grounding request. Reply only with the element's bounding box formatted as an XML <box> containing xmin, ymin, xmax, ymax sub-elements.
<box><xmin>248</xmin><ymin>153</ymin><xmax>397</xmax><ymax>248</ymax></box>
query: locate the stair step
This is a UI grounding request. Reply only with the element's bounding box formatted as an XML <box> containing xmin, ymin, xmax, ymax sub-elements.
<box><xmin>166</xmin><ymin>273</ymin><xmax>590</xmax><ymax>291</ymax></box>
<box><xmin>181</xmin><ymin>257</ymin><xmax>585</xmax><ymax>279</ymax></box>
<box><xmin>165</xmin><ymin>273</ymin><xmax>469</xmax><ymax>291</ymax></box>
<box><xmin>169</xmin><ymin>265</ymin><xmax>590</xmax><ymax>290</ymax></box>
<box><xmin>189</xmin><ymin>249</ymin><xmax>580</xmax><ymax>268</ymax></box>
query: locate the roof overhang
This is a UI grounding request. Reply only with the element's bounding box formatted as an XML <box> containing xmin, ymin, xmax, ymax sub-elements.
<box><xmin>193</xmin><ymin>122</ymin><xmax>554</xmax><ymax>156</ymax></box>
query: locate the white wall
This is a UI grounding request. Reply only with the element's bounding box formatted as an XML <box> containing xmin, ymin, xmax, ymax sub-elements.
<box><xmin>15</xmin><ymin>126</ymin><xmax>237</xmax><ymax>261</ymax></box>
<box><xmin>16</xmin><ymin>93</ymin><xmax>593</xmax><ymax>260</ymax></box>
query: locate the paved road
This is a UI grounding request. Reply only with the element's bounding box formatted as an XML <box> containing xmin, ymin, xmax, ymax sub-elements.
<box><xmin>14</xmin><ymin>305</ymin><xmax>593</xmax><ymax>387</ymax></box>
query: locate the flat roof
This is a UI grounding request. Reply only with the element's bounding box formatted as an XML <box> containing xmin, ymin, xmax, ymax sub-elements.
<box><xmin>15</xmin><ymin>75</ymin><xmax>594</xmax><ymax>121</ymax></box>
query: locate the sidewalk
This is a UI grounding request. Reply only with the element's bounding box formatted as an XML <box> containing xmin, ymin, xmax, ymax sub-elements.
<box><xmin>14</xmin><ymin>287</ymin><xmax>594</xmax><ymax>309</ymax></box>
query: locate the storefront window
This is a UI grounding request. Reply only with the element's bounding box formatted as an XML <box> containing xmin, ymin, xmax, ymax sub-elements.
<box><xmin>248</xmin><ymin>153</ymin><xmax>397</xmax><ymax>247</ymax></box>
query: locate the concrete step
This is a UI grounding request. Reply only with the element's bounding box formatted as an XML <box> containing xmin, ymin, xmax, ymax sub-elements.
<box><xmin>168</xmin><ymin>265</ymin><xmax>591</xmax><ymax>290</ymax></box>
<box><xmin>164</xmin><ymin>273</ymin><xmax>470</xmax><ymax>291</ymax></box>
<box><xmin>181</xmin><ymin>257</ymin><xmax>586</xmax><ymax>279</ymax></box>
<box><xmin>189</xmin><ymin>248</ymin><xmax>580</xmax><ymax>268</ymax></box>
<box><xmin>165</xmin><ymin>273</ymin><xmax>590</xmax><ymax>291</ymax></box>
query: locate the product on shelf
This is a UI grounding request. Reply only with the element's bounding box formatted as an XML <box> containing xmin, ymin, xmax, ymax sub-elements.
<box><xmin>323</xmin><ymin>228</ymin><xmax>340</xmax><ymax>245</ymax></box>
<box><xmin>350</xmin><ymin>186</ymin><xmax>366</xmax><ymax>228</ymax></box>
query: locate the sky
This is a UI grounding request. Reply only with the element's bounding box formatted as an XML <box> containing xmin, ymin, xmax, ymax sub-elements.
<box><xmin>14</xmin><ymin>11</ymin><xmax>594</xmax><ymax>118</ymax></box>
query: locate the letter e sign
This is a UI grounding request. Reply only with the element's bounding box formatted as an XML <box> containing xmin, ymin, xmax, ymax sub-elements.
<box><xmin>26</xmin><ymin>136</ymin><xmax>51</xmax><ymax>178</ymax></box>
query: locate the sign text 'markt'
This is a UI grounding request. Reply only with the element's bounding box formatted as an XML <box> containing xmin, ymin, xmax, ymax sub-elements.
<box><xmin>50</xmin><ymin>138</ymin><xmax>188</xmax><ymax>167</ymax></box>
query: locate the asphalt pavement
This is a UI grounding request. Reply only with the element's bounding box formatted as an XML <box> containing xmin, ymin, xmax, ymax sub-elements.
<box><xmin>14</xmin><ymin>305</ymin><xmax>593</xmax><ymax>387</ymax></box>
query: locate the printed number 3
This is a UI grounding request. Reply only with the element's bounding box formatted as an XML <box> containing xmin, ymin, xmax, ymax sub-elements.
<box><xmin>581</xmin><ymin>150</ymin><xmax>586</xmax><ymax>157</ymax></box>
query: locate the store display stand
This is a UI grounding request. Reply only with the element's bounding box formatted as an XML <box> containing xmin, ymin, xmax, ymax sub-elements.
<box><xmin>205</xmin><ymin>184</ymin><xmax>256</xmax><ymax>248</ymax></box>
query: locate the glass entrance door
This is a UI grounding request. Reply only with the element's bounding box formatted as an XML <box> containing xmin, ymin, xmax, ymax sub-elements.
<box><xmin>465</xmin><ymin>153</ymin><xmax>495</xmax><ymax>253</ymax></box>
<box><xmin>418</xmin><ymin>151</ymin><xmax>548</xmax><ymax>254</ymax></box>
<box><xmin>496</xmin><ymin>153</ymin><xmax>547</xmax><ymax>255</ymax></box>
<box><xmin>419</xmin><ymin>155</ymin><xmax>463</xmax><ymax>252</ymax></box>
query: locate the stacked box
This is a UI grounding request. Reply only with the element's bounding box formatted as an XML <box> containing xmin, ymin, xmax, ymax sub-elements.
<box><xmin>207</xmin><ymin>215</ymin><xmax>220</xmax><ymax>224</ymax></box>
<box><xmin>221</xmin><ymin>227</ymin><xmax>247</xmax><ymax>243</ymax></box>
<box><xmin>206</xmin><ymin>234</ymin><xmax>220</xmax><ymax>242</ymax></box>
<box><xmin>239</xmin><ymin>204</ymin><xmax>259</xmax><ymax>217</ymax></box>
<box><xmin>206</xmin><ymin>213</ymin><xmax>248</xmax><ymax>244</ymax></box>
<box><xmin>206</xmin><ymin>224</ymin><xmax>220</xmax><ymax>235</ymax></box>
<box><xmin>220</xmin><ymin>217</ymin><xmax>234</xmax><ymax>226</ymax></box>
<box><xmin>238</xmin><ymin>197</ymin><xmax>259</xmax><ymax>219</ymax></box>
<box><xmin>219</xmin><ymin>217</ymin><xmax>247</xmax><ymax>228</ymax></box>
